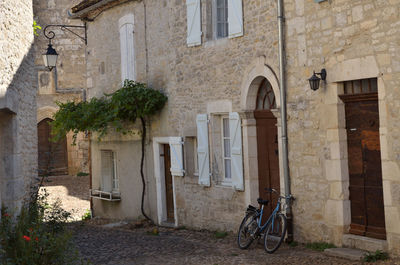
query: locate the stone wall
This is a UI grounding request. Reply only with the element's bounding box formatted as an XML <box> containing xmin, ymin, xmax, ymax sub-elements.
<box><xmin>0</xmin><ymin>0</ymin><xmax>37</xmax><ymax>210</ymax></box>
<box><xmin>285</xmin><ymin>0</ymin><xmax>400</xmax><ymax>254</ymax></box>
<box><xmin>83</xmin><ymin>0</ymin><xmax>280</xmax><ymax>230</ymax></box>
<box><xmin>33</xmin><ymin>0</ymin><xmax>89</xmax><ymax>175</ymax></box>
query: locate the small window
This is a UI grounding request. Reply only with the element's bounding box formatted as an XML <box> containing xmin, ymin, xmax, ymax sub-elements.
<box><xmin>215</xmin><ymin>0</ymin><xmax>228</xmax><ymax>38</ymax></box>
<box><xmin>184</xmin><ymin>137</ymin><xmax>198</xmax><ymax>177</ymax></box>
<box><xmin>343</xmin><ymin>78</ymin><xmax>377</xmax><ymax>95</ymax></box>
<box><xmin>222</xmin><ymin>117</ymin><xmax>231</xmax><ymax>180</ymax></box>
<box><xmin>100</xmin><ymin>150</ymin><xmax>118</xmax><ymax>192</ymax></box>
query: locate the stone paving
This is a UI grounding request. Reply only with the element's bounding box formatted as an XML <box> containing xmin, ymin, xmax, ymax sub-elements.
<box><xmin>71</xmin><ymin>221</ymin><xmax>400</xmax><ymax>265</ymax></box>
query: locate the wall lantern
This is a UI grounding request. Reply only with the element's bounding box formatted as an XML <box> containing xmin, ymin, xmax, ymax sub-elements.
<box><xmin>43</xmin><ymin>23</ymin><xmax>87</xmax><ymax>71</ymax></box>
<box><xmin>308</xmin><ymin>69</ymin><xmax>327</xmax><ymax>91</ymax></box>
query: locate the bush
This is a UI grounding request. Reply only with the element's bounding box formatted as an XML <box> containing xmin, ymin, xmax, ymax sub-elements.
<box><xmin>363</xmin><ymin>250</ymin><xmax>389</xmax><ymax>262</ymax></box>
<box><xmin>81</xmin><ymin>209</ymin><xmax>91</xmax><ymax>221</ymax></box>
<box><xmin>0</xmin><ymin>188</ymin><xmax>84</xmax><ymax>264</ymax></box>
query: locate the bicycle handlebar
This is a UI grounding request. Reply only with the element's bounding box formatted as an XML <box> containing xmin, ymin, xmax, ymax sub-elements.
<box><xmin>264</xmin><ymin>188</ymin><xmax>295</xmax><ymax>201</ymax></box>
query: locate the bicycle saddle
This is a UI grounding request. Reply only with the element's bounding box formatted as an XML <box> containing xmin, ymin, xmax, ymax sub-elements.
<box><xmin>257</xmin><ymin>198</ymin><xmax>269</xmax><ymax>205</ymax></box>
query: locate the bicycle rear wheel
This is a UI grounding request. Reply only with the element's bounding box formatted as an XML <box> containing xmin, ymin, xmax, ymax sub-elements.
<box><xmin>237</xmin><ymin>212</ymin><xmax>259</xmax><ymax>249</ymax></box>
<box><xmin>264</xmin><ymin>213</ymin><xmax>287</xmax><ymax>253</ymax></box>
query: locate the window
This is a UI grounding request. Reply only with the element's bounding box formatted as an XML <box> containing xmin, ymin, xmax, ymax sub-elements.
<box><xmin>100</xmin><ymin>150</ymin><xmax>118</xmax><ymax>192</ymax></box>
<box><xmin>119</xmin><ymin>14</ymin><xmax>135</xmax><ymax>83</ymax></box>
<box><xmin>215</xmin><ymin>0</ymin><xmax>228</xmax><ymax>38</ymax></box>
<box><xmin>343</xmin><ymin>78</ymin><xmax>377</xmax><ymax>95</ymax></box>
<box><xmin>222</xmin><ymin>117</ymin><xmax>231</xmax><ymax>180</ymax></box>
<box><xmin>184</xmin><ymin>137</ymin><xmax>198</xmax><ymax>177</ymax></box>
<box><xmin>186</xmin><ymin>0</ymin><xmax>243</xmax><ymax>46</ymax></box>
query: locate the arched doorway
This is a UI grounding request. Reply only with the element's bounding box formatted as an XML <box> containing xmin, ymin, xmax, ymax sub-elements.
<box><xmin>37</xmin><ymin>118</ymin><xmax>68</xmax><ymax>176</ymax></box>
<box><xmin>254</xmin><ymin>78</ymin><xmax>280</xmax><ymax>217</ymax></box>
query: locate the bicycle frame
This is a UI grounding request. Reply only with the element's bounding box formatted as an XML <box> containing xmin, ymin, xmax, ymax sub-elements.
<box><xmin>257</xmin><ymin>199</ymin><xmax>281</xmax><ymax>233</ymax></box>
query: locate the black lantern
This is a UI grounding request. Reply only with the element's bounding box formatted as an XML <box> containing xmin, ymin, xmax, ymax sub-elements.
<box><xmin>308</xmin><ymin>69</ymin><xmax>327</xmax><ymax>91</ymax></box>
<box><xmin>42</xmin><ymin>43</ymin><xmax>58</xmax><ymax>71</ymax></box>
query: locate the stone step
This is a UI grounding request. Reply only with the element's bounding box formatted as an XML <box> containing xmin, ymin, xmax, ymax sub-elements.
<box><xmin>343</xmin><ymin>234</ymin><xmax>388</xmax><ymax>252</ymax></box>
<box><xmin>324</xmin><ymin>248</ymin><xmax>368</xmax><ymax>261</ymax></box>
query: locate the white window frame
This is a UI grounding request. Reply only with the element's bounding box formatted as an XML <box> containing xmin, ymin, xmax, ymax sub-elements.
<box><xmin>213</xmin><ymin>0</ymin><xmax>229</xmax><ymax>39</ymax></box>
<box><xmin>221</xmin><ymin>115</ymin><xmax>232</xmax><ymax>184</ymax></box>
<box><xmin>100</xmin><ymin>150</ymin><xmax>119</xmax><ymax>192</ymax></box>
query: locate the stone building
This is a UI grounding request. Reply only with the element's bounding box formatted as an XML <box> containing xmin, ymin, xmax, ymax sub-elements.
<box><xmin>0</xmin><ymin>0</ymin><xmax>37</xmax><ymax>210</ymax></box>
<box><xmin>33</xmin><ymin>0</ymin><xmax>89</xmax><ymax>176</ymax></box>
<box><xmin>68</xmin><ymin>0</ymin><xmax>400</xmax><ymax>255</ymax></box>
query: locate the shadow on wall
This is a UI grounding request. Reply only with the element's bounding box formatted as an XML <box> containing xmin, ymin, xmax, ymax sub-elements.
<box><xmin>0</xmin><ymin>44</ymin><xmax>38</xmax><ymax>211</ymax></box>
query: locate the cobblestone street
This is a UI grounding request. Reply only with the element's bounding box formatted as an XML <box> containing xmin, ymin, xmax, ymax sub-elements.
<box><xmin>71</xmin><ymin>222</ymin><xmax>398</xmax><ymax>265</ymax></box>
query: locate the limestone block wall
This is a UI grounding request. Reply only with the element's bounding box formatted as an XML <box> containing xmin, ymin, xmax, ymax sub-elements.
<box><xmin>0</xmin><ymin>0</ymin><xmax>37</xmax><ymax>210</ymax></box>
<box><xmin>284</xmin><ymin>0</ymin><xmax>400</xmax><ymax>254</ymax></box>
<box><xmin>83</xmin><ymin>0</ymin><xmax>281</xmax><ymax>230</ymax></box>
<box><xmin>33</xmin><ymin>0</ymin><xmax>89</xmax><ymax>175</ymax></box>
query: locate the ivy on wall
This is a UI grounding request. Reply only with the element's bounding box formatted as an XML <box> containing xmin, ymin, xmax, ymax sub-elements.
<box><xmin>51</xmin><ymin>80</ymin><xmax>167</xmax><ymax>142</ymax></box>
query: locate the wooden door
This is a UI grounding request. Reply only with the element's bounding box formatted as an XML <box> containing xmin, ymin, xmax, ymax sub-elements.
<box><xmin>255</xmin><ymin>110</ymin><xmax>280</xmax><ymax>218</ymax></box>
<box><xmin>163</xmin><ymin>144</ymin><xmax>175</xmax><ymax>222</ymax></box>
<box><xmin>340</xmin><ymin>93</ymin><xmax>386</xmax><ymax>240</ymax></box>
<box><xmin>38</xmin><ymin>118</ymin><xmax>68</xmax><ymax>176</ymax></box>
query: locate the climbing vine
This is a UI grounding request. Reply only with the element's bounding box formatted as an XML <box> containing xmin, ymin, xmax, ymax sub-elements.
<box><xmin>51</xmin><ymin>80</ymin><xmax>168</xmax><ymax>222</ymax></box>
<box><xmin>51</xmin><ymin>80</ymin><xmax>167</xmax><ymax>142</ymax></box>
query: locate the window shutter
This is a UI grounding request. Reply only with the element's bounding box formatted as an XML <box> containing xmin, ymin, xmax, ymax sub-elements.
<box><xmin>101</xmin><ymin>150</ymin><xmax>114</xmax><ymax>193</ymax></box>
<box><xmin>120</xmin><ymin>23</ymin><xmax>135</xmax><ymax>83</ymax></box>
<box><xmin>197</xmin><ymin>114</ymin><xmax>210</xmax><ymax>186</ymax></box>
<box><xmin>229</xmin><ymin>112</ymin><xmax>244</xmax><ymax>191</ymax></box>
<box><xmin>228</xmin><ymin>0</ymin><xmax>243</xmax><ymax>38</ymax></box>
<box><xmin>186</xmin><ymin>0</ymin><xmax>202</xmax><ymax>47</ymax></box>
<box><xmin>169</xmin><ymin>137</ymin><xmax>184</xmax><ymax>177</ymax></box>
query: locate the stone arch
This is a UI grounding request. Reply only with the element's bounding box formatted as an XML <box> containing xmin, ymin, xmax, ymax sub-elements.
<box><xmin>241</xmin><ymin>56</ymin><xmax>280</xmax><ymax>111</ymax></box>
<box><xmin>37</xmin><ymin>106</ymin><xmax>57</xmax><ymax>123</ymax></box>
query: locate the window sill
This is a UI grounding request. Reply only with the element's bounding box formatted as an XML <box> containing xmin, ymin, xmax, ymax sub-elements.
<box><xmin>215</xmin><ymin>181</ymin><xmax>233</xmax><ymax>189</ymax></box>
<box><xmin>204</xmin><ymin>37</ymin><xmax>229</xmax><ymax>48</ymax></box>
<box><xmin>90</xmin><ymin>189</ymin><xmax>121</xmax><ymax>201</ymax></box>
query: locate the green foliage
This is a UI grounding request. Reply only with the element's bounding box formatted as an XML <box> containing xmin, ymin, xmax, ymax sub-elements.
<box><xmin>214</xmin><ymin>231</ymin><xmax>228</xmax><ymax>239</ymax></box>
<box><xmin>305</xmin><ymin>242</ymin><xmax>336</xmax><ymax>251</ymax></box>
<box><xmin>288</xmin><ymin>241</ymin><xmax>298</xmax><ymax>247</ymax></box>
<box><xmin>33</xmin><ymin>20</ymin><xmax>42</xmax><ymax>36</ymax></box>
<box><xmin>77</xmin><ymin>172</ymin><xmax>89</xmax><ymax>177</ymax></box>
<box><xmin>0</xmin><ymin>190</ymin><xmax>84</xmax><ymax>264</ymax></box>
<box><xmin>51</xmin><ymin>81</ymin><xmax>167</xmax><ymax>143</ymax></box>
<box><xmin>363</xmin><ymin>250</ymin><xmax>389</xmax><ymax>262</ymax></box>
<box><xmin>81</xmin><ymin>209</ymin><xmax>92</xmax><ymax>221</ymax></box>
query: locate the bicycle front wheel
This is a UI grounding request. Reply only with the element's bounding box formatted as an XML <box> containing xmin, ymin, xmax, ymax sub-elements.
<box><xmin>237</xmin><ymin>212</ymin><xmax>258</xmax><ymax>249</ymax></box>
<box><xmin>264</xmin><ymin>213</ymin><xmax>287</xmax><ymax>253</ymax></box>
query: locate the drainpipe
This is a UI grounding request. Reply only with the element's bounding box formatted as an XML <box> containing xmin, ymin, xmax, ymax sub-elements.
<box><xmin>277</xmin><ymin>0</ymin><xmax>293</xmax><ymax>242</ymax></box>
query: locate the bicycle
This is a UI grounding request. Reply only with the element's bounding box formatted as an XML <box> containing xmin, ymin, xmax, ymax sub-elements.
<box><xmin>237</xmin><ymin>188</ymin><xmax>292</xmax><ymax>253</ymax></box>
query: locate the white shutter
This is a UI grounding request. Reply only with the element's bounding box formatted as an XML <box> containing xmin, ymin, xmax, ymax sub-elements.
<box><xmin>120</xmin><ymin>23</ymin><xmax>135</xmax><ymax>83</ymax></box>
<box><xmin>186</xmin><ymin>0</ymin><xmax>202</xmax><ymax>47</ymax></box>
<box><xmin>229</xmin><ymin>112</ymin><xmax>244</xmax><ymax>191</ymax></box>
<box><xmin>169</xmin><ymin>137</ymin><xmax>184</xmax><ymax>177</ymax></box>
<box><xmin>228</xmin><ymin>0</ymin><xmax>243</xmax><ymax>38</ymax></box>
<box><xmin>197</xmin><ymin>114</ymin><xmax>210</xmax><ymax>186</ymax></box>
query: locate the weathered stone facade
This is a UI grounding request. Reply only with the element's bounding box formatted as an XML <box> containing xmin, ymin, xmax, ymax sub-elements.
<box><xmin>285</xmin><ymin>0</ymin><xmax>400</xmax><ymax>255</ymax></box>
<box><xmin>70</xmin><ymin>0</ymin><xmax>400</xmax><ymax>255</ymax></box>
<box><xmin>33</xmin><ymin>0</ymin><xmax>89</xmax><ymax>175</ymax></box>
<box><xmin>0</xmin><ymin>0</ymin><xmax>37</xmax><ymax>210</ymax></box>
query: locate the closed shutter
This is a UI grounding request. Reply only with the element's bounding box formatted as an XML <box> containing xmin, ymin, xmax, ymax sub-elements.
<box><xmin>228</xmin><ymin>0</ymin><xmax>243</xmax><ymax>38</ymax></box>
<box><xmin>197</xmin><ymin>114</ymin><xmax>210</xmax><ymax>186</ymax></box>
<box><xmin>186</xmin><ymin>0</ymin><xmax>202</xmax><ymax>47</ymax></box>
<box><xmin>169</xmin><ymin>137</ymin><xmax>185</xmax><ymax>177</ymax></box>
<box><xmin>120</xmin><ymin>23</ymin><xmax>135</xmax><ymax>83</ymax></box>
<box><xmin>101</xmin><ymin>150</ymin><xmax>114</xmax><ymax>193</ymax></box>
<box><xmin>229</xmin><ymin>112</ymin><xmax>244</xmax><ymax>191</ymax></box>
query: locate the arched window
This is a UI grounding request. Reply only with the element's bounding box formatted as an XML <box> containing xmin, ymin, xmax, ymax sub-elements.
<box><xmin>256</xmin><ymin>78</ymin><xmax>276</xmax><ymax>110</ymax></box>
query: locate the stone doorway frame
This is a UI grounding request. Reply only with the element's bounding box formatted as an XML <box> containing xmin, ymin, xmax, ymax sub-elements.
<box><xmin>239</xmin><ymin>57</ymin><xmax>284</xmax><ymax>207</ymax></box>
<box><xmin>324</xmin><ymin>56</ymin><xmax>391</xmax><ymax>249</ymax></box>
<box><xmin>152</xmin><ymin>137</ymin><xmax>178</xmax><ymax>227</ymax></box>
